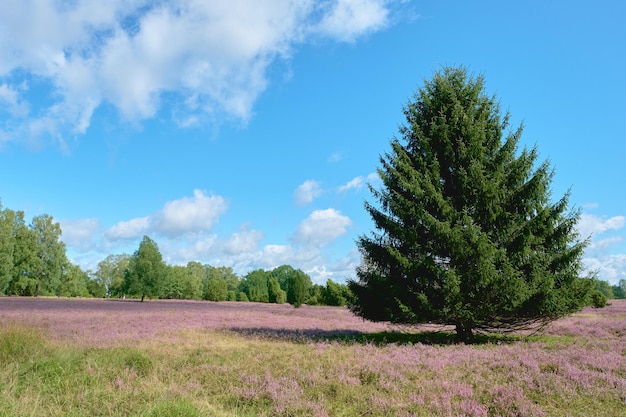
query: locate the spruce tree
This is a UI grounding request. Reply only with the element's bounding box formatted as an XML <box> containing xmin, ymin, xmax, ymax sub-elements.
<box><xmin>348</xmin><ymin>67</ymin><xmax>591</xmax><ymax>342</ymax></box>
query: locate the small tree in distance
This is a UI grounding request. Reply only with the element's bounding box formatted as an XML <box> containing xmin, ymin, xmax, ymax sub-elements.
<box><xmin>124</xmin><ymin>236</ymin><xmax>166</xmax><ymax>302</ymax></box>
<box><xmin>348</xmin><ymin>67</ymin><xmax>592</xmax><ymax>342</ymax></box>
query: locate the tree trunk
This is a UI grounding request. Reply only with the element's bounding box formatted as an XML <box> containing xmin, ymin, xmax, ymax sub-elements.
<box><xmin>455</xmin><ymin>322</ymin><xmax>474</xmax><ymax>344</ymax></box>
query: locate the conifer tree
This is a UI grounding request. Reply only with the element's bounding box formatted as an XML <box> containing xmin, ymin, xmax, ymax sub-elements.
<box><xmin>349</xmin><ymin>67</ymin><xmax>591</xmax><ymax>342</ymax></box>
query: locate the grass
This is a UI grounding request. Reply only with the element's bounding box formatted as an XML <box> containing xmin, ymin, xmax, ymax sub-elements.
<box><xmin>1</xmin><ymin>298</ymin><xmax>625</xmax><ymax>416</ymax></box>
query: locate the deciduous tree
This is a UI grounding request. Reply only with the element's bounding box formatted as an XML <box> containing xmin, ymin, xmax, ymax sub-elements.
<box><xmin>29</xmin><ymin>214</ymin><xmax>66</xmax><ymax>296</ymax></box>
<box><xmin>0</xmin><ymin>205</ymin><xmax>15</xmax><ymax>294</ymax></box>
<box><xmin>125</xmin><ymin>236</ymin><xmax>166</xmax><ymax>302</ymax></box>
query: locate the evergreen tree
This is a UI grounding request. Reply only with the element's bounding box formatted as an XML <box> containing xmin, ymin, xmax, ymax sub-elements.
<box><xmin>286</xmin><ymin>269</ymin><xmax>311</xmax><ymax>308</ymax></box>
<box><xmin>267</xmin><ymin>276</ymin><xmax>286</xmax><ymax>304</ymax></box>
<box><xmin>349</xmin><ymin>67</ymin><xmax>591</xmax><ymax>342</ymax></box>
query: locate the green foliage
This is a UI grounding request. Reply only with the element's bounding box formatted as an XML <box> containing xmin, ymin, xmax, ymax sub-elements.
<box><xmin>589</xmin><ymin>290</ymin><xmax>608</xmax><ymax>308</ymax></box>
<box><xmin>267</xmin><ymin>276</ymin><xmax>286</xmax><ymax>304</ymax></box>
<box><xmin>239</xmin><ymin>269</ymin><xmax>270</xmax><ymax>302</ymax></box>
<box><xmin>124</xmin><ymin>236</ymin><xmax>167</xmax><ymax>301</ymax></box>
<box><xmin>95</xmin><ymin>254</ymin><xmax>131</xmax><ymax>297</ymax></box>
<box><xmin>161</xmin><ymin>265</ymin><xmax>187</xmax><ymax>299</ymax></box>
<box><xmin>592</xmin><ymin>279</ymin><xmax>614</xmax><ymax>299</ymax></box>
<box><xmin>182</xmin><ymin>262</ymin><xmax>204</xmax><ymax>300</ymax></box>
<box><xmin>205</xmin><ymin>265</ymin><xmax>239</xmax><ymax>292</ymax></box>
<box><xmin>9</xmin><ymin>210</ymin><xmax>38</xmax><ymax>295</ymax></box>
<box><xmin>58</xmin><ymin>262</ymin><xmax>90</xmax><ymax>297</ymax></box>
<box><xmin>29</xmin><ymin>214</ymin><xmax>67</xmax><ymax>296</ymax></box>
<box><xmin>323</xmin><ymin>280</ymin><xmax>353</xmax><ymax>306</ymax></box>
<box><xmin>611</xmin><ymin>279</ymin><xmax>626</xmax><ymax>299</ymax></box>
<box><xmin>281</xmin><ymin>267</ymin><xmax>311</xmax><ymax>308</ymax></box>
<box><xmin>306</xmin><ymin>284</ymin><xmax>324</xmax><ymax>305</ymax></box>
<box><xmin>0</xmin><ymin>205</ymin><xmax>15</xmax><ymax>294</ymax></box>
<box><xmin>205</xmin><ymin>276</ymin><xmax>228</xmax><ymax>301</ymax></box>
<box><xmin>85</xmin><ymin>271</ymin><xmax>107</xmax><ymax>298</ymax></box>
<box><xmin>349</xmin><ymin>66</ymin><xmax>591</xmax><ymax>342</ymax></box>
<box><xmin>237</xmin><ymin>291</ymin><xmax>249</xmax><ymax>302</ymax></box>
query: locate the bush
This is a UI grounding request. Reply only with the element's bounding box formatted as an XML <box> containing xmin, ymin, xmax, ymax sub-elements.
<box><xmin>237</xmin><ymin>292</ymin><xmax>249</xmax><ymax>302</ymax></box>
<box><xmin>590</xmin><ymin>290</ymin><xmax>607</xmax><ymax>308</ymax></box>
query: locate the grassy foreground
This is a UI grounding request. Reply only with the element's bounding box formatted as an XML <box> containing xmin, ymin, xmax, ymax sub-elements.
<box><xmin>1</xmin><ymin>298</ymin><xmax>625</xmax><ymax>416</ymax></box>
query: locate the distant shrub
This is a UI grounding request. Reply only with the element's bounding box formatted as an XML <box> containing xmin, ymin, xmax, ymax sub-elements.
<box><xmin>237</xmin><ymin>292</ymin><xmax>249</xmax><ymax>302</ymax></box>
<box><xmin>227</xmin><ymin>291</ymin><xmax>236</xmax><ymax>301</ymax></box>
<box><xmin>267</xmin><ymin>277</ymin><xmax>286</xmax><ymax>304</ymax></box>
<box><xmin>590</xmin><ymin>290</ymin><xmax>607</xmax><ymax>308</ymax></box>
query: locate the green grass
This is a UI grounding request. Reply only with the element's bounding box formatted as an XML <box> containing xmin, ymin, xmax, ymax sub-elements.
<box><xmin>1</xmin><ymin>324</ymin><xmax>624</xmax><ymax>416</ymax></box>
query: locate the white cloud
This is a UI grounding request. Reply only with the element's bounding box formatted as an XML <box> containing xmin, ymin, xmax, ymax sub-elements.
<box><xmin>577</xmin><ymin>213</ymin><xmax>625</xmax><ymax>239</ymax></box>
<box><xmin>314</xmin><ymin>0</ymin><xmax>389</xmax><ymax>42</ymax></box>
<box><xmin>584</xmin><ymin>254</ymin><xmax>626</xmax><ymax>284</ymax></box>
<box><xmin>338</xmin><ymin>176</ymin><xmax>366</xmax><ymax>192</ymax></box>
<box><xmin>338</xmin><ymin>172</ymin><xmax>379</xmax><ymax>193</ymax></box>
<box><xmin>292</xmin><ymin>208</ymin><xmax>352</xmax><ymax>247</ymax></box>
<box><xmin>588</xmin><ymin>236</ymin><xmax>623</xmax><ymax>252</ymax></box>
<box><xmin>0</xmin><ymin>83</ymin><xmax>29</xmax><ymax>118</ymax></box>
<box><xmin>59</xmin><ymin>218</ymin><xmax>101</xmax><ymax>250</ymax></box>
<box><xmin>104</xmin><ymin>189</ymin><xmax>228</xmax><ymax>240</ymax></box>
<box><xmin>222</xmin><ymin>227</ymin><xmax>264</xmax><ymax>255</ymax></box>
<box><xmin>577</xmin><ymin>211</ymin><xmax>626</xmax><ymax>284</ymax></box>
<box><xmin>294</xmin><ymin>180</ymin><xmax>323</xmax><ymax>206</ymax></box>
<box><xmin>105</xmin><ymin>216</ymin><xmax>150</xmax><ymax>240</ymax></box>
<box><xmin>0</xmin><ymin>0</ymin><xmax>397</xmax><ymax>145</ymax></box>
<box><xmin>153</xmin><ymin>190</ymin><xmax>228</xmax><ymax>237</ymax></box>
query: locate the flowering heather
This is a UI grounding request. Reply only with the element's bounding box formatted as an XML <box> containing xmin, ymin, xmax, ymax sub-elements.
<box><xmin>1</xmin><ymin>297</ymin><xmax>625</xmax><ymax>416</ymax></box>
<box><xmin>0</xmin><ymin>297</ymin><xmax>394</xmax><ymax>346</ymax></box>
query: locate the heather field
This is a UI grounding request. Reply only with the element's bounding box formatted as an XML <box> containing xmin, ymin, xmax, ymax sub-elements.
<box><xmin>1</xmin><ymin>298</ymin><xmax>625</xmax><ymax>416</ymax></box>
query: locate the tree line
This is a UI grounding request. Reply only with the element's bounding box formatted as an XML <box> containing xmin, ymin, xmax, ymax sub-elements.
<box><xmin>0</xmin><ymin>204</ymin><xmax>352</xmax><ymax>306</ymax></box>
<box><xmin>93</xmin><ymin>235</ymin><xmax>353</xmax><ymax>307</ymax></box>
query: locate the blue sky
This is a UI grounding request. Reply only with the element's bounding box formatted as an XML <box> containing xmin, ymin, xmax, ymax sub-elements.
<box><xmin>1</xmin><ymin>0</ymin><xmax>624</xmax><ymax>284</ymax></box>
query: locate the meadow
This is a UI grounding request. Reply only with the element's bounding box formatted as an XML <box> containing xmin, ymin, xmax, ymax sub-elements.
<box><xmin>0</xmin><ymin>297</ymin><xmax>625</xmax><ymax>416</ymax></box>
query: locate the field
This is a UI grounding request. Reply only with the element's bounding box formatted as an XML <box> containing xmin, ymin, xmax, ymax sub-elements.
<box><xmin>1</xmin><ymin>297</ymin><xmax>625</xmax><ymax>416</ymax></box>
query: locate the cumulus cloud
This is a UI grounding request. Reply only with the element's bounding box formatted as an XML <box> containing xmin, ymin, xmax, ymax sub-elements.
<box><xmin>292</xmin><ymin>208</ymin><xmax>352</xmax><ymax>247</ymax></box>
<box><xmin>294</xmin><ymin>180</ymin><xmax>323</xmax><ymax>206</ymax></box>
<box><xmin>0</xmin><ymin>0</ymin><xmax>397</xmax><ymax>145</ymax></box>
<box><xmin>577</xmin><ymin>211</ymin><xmax>626</xmax><ymax>284</ymax></box>
<box><xmin>222</xmin><ymin>226</ymin><xmax>264</xmax><ymax>255</ymax></box>
<box><xmin>105</xmin><ymin>217</ymin><xmax>151</xmax><ymax>240</ymax></box>
<box><xmin>105</xmin><ymin>189</ymin><xmax>227</xmax><ymax>240</ymax></box>
<box><xmin>338</xmin><ymin>176</ymin><xmax>366</xmax><ymax>192</ymax></box>
<box><xmin>584</xmin><ymin>254</ymin><xmax>626</xmax><ymax>284</ymax></box>
<box><xmin>338</xmin><ymin>172</ymin><xmax>380</xmax><ymax>193</ymax></box>
<box><xmin>59</xmin><ymin>218</ymin><xmax>101</xmax><ymax>250</ymax></box>
<box><xmin>0</xmin><ymin>83</ymin><xmax>29</xmax><ymax>118</ymax></box>
<box><xmin>577</xmin><ymin>213</ymin><xmax>625</xmax><ymax>239</ymax></box>
<box><xmin>315</xmin><ymin>0</ymin><xmax>389</xmax><ymax>42</ymax></box>
<box><xmin>153</xmin><ymin>190</ymin><xmax>228</xmax><ymax>237</ymax></box>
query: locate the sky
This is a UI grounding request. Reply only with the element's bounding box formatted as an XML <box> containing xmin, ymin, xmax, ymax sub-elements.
<box><xmin>0</xmin><ymin>0</ymin><xmax>624</xmax><ymax>285</ymax></box>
